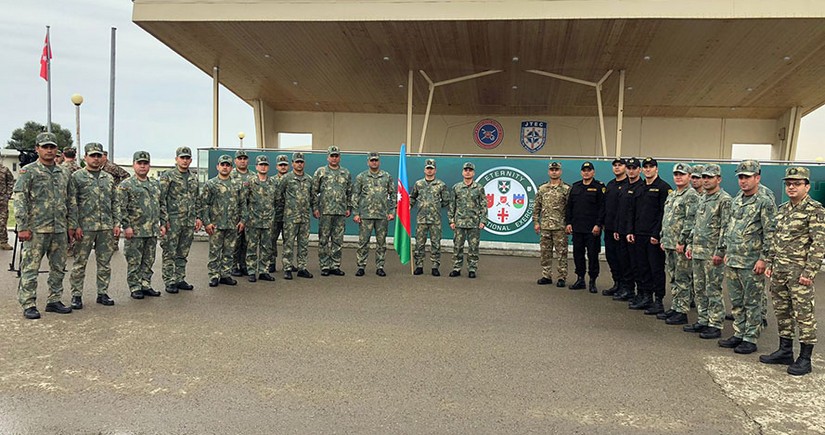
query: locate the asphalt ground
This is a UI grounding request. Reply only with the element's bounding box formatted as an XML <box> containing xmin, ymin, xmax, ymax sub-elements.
<box><xmin>0</xmin><ymin>237</ymin><xmax>823</xmax><ymax>434</ymax></box>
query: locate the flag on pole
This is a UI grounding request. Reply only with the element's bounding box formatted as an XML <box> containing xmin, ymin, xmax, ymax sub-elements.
<box><xmin>40</xmin><ymin>31</ymin><xmax>52</xmax><ymax>81</ymax></box>
<box><xmin>393</xmin><ymin>143</ymin><xmax>411</xmax><ymax>264</ymax></box>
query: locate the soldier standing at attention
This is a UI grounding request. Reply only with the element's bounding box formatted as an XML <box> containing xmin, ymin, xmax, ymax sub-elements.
<box><xmin>352</xmin><ymin>152</ymin><xmax>394</xmax><ymax>277</ymax></box>
<box><xmin>761</xmin><ymin>167</ymin><xmax>825</xmax><ymax>376</ymax></box>
<box><xmin>449</xmin><ymin>162</ymin><xmax>486</xmax><ymax>278</ymax></box>
<box><xmin>565</xmin><ymin>161</ymin><xmax>605</xmax><ymax>293</ymax></box>
<box><xmin>230</xmin><ymin>150</ymin><xmax>253</xmax><ymax>277</ymax></box>
<box><xmin>159</xmin><ymin>146</ymin><xmax>201</xmax><ymax>294</ymax></box>
<box><xmin>658</xmin><ymin>163</ymin><xmax>699</xmax><ymax>325</ymax></box>
<box><xmin>245</xmin><ymin>155</ymin><xmax>277</xmax><ymax>282</ymax></box>
<box><xmin>69</xmin><ymin>142</ymin><xmax>118</xmax><ymax>309</ymax></box>
<box><xmin>717</xmin><ymin>160</ymin><xmax>776</xmax><ymax>354</ymax></box>
<box><xmin>118</xmin><ymin>151</ymin><xmax>164</xmax><ymax>299</ymax></box>
<box><xmin>278</xmin><ymin>152</ymin><xmax>315</xmax><ymax>280</ymax></box>
<box><xmin>203</xmin><ymin>155</ymin><xmax>246</xmax><ymax>287</ymax></box>
<box><xmin>690</xmin><ymin>164</ymin><xmax>705</xmax><ymax>193</ymax></box>
<box><xmin>61</xmin><ymin>147</ymin><xmax>81</xmax><ymax>174</ymax></box>
<box><xmin>268</xmin><ymin>155</ymin><xmax>290</xmax><ymax>273</ymax></box>
<box><xmin>533</xmin><ymin>161</ymin><xmax>570</xmax><ymax>287</ymax></box>
<box><xmin>602</xmin><ymin>158</ymin><xmax>628</xmax><ymax>295</ymax></box>
<box><xmin>101</xmin><ymin>150</ymin><xmax>130</xmax><ymax>185</ymax></box>
<box><xmin>14</xmin><ymin>132</ymin><xmax>76</xmax><ymax>319</ymax></box>
<box><xmin>410</xmin><ymin>159</ymin><xmax>450</xmax><ymax>276</ymax></box>
<box><xmin>0</xmin><ymin>157</ymin><xmax>15</xmax><ymax>250</ymax></box>
<box><xmin>313</xmin><ymin>145</ymin><xmax>352</xmax><ymax>276</ymax></box>
<box><xmin>612</xmin><ymin>158</ymin><xmax>643</xmax><ymax>303</ymax></box>
<box><xmin>684</xmin><ymin>164</ymin><xmax>731</xmax><ymax>339</ymax></box>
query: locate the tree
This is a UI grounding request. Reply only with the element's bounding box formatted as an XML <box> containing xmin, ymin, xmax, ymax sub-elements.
<box><xmin>6</xmin><ymin>121</ymin><xmax>73</xmax><ymax>151</ymax></box>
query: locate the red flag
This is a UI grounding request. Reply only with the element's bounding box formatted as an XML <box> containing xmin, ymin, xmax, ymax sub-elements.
<box><xmin>40</xmin><ymin>33</ymin><xmax>52</xmax><ymax>81</ymax></box>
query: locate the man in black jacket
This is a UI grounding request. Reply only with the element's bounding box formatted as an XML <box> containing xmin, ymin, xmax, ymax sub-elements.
<box><xmin>565</xmin><ymin>161</ymin><xmax>605</xmax><ymax>293</ymax></box>
<box><xmin>602</xmin><ymin>158</ymin><xmax>629</xmax><ymax>296</ymax></box>
<box><xmin>613</xmin><ymin>158</ymin><xmax>643</xmax><ymax>303</ymax></box>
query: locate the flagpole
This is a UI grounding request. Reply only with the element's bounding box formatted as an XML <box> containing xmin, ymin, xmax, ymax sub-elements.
<box><xmin>46</xmin><ymin>26</ymin><xmax>52</xmax><ymax>133</ymax></box>
<box><xmin>107</xmin><ymin>27</ymin><xmax>116</xmax><ymax>158</ymax></box>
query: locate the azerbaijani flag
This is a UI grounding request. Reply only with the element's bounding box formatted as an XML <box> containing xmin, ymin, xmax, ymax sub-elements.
<box><xmin>393</xmin><ymin>143</ymin><xmax>411</xmax><ymax>264</ymax></box>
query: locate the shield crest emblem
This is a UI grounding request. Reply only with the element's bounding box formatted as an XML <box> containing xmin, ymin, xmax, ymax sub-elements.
<box><xmin>520</xmin><ymin>121</ymin><xmax>547</xmax><ymax>153</ymax></box>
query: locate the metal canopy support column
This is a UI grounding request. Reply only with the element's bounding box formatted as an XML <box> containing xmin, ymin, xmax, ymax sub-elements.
<box><xmin>783</xmin><ymin>106</ymin><xmax>802</xmax><ymax>160</ymax></box>
<box><xmin>212</xmin><ymin>66</ymin><xmax>219</xmax><ymax>148</ymax></box>
<box><xmin>417</xmin><ymin>69</ymin><xmax>502</xmax><ymax>154</ymax></box>
<box><xmin>406</xmin><ymin>70</ymin><xmax>413</xmax><ymax>150</ymax></box>
<box><xmin>616</xmin><ymin>70</ymin><xmax>626</xmax><ymax>158</ymax></box>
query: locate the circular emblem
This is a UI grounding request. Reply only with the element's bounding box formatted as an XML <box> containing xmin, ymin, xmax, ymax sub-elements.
<box><xmin>477</xmin><ymin>166</ymin><xmax>537</xmax><ymax>235</ymax></box>
<box><xmin>473</xmin><ymin>119</ymin><xmax>503</xmax><ymax>150</ymax></box>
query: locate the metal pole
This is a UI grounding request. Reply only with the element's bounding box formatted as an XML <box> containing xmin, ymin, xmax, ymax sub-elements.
<box><xmin>107</xmin><ymin>27</ymin><xmax>116</xmax><ymax>158</ymax></box>
<box><xmin>406</xmin><ymin>70</ymin><xmax>413</xmax><ymax>152</ymax></box>
<box><xmin>75</xmin><ymin>105</ymin><xmax>81</xmax><ymax>147</ymax></box>
<box><xmin>46</xmin><ymin>26</ymin><xmax>51</xmax><ymax>133</ymax></box>
<box><xmin>213</xmin><ymin>66</ymin><xmax>220</xmax><ymax>148</ymax></box>
<box><xmin>596</xmin><ymin>83</ymin><xmax>608</xmax><ymax>157</ymax></box>
<box><xmin>418</xmin><ymin>83</ymin><xmax>434</xmax><ymax>154</ymax></box>
<box><xmin>616</xmin><ymin>70</ymin><xmax>625</xmax><ymax>157</ymax></box>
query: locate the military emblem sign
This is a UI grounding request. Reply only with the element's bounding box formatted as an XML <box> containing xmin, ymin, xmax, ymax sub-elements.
<box><xmin>473</xmin><ymin>119</ymin><xmax>504</xmax><ymax>150</ymax></box>
<box><xmin>520</xmin><ymin>121</ymin><xmax>547</xmax><ymax>153</ymax></box>
<box><xmin>477</xmin><ymin>166</ymin><xmax>537</xmax><ymax>235</ymax></box>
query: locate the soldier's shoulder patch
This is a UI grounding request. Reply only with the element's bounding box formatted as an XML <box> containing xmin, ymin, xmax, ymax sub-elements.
<box><xmin>668</xmin><ymin>189</ymin><xmax>673</xmax><ymax>194</ymax></box>
<box><xmin>602</xmin><ymin>187</ymin><xmax>606</xmax><ymax>193</ymax></box>
<box><xmin>18</xmin><ymin>168</ymin><xmax>26</xmax><ymax>174</ymax></box>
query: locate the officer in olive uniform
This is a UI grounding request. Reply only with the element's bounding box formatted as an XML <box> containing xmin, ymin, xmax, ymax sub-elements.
<box><xmin>449</xmin><ymin>162</ymin><xmax>486</xmax><ymax>278</ymax></box>
<box><xmin>245</xmin><ymin>155</ymin><xmax>277</xmax><ymax>282</ymax></box>
<box><xmin>203</xmin><ymin>155</ymin><xmax>247</xmax><ymax>287</ymax></box>
<box><xmin>352</xmin><ymin>152</ymin><xmax>394</xmax><ymax>277</ymax></box>
<box><xmin>565</xmin><ymin>161</ymin><xmax>605</xmax><ymax>293</ymax></box>
<box><xmin>230</xmin><ymin>150</ymin><xmax>253</xmax><ymax>276</ymax></box>
<box><xmin>118</xmin><ymin>151</ymin><xmax>165</xmax><ymax>299</ymax></box>
<box><xmin>410</xmin><ymin>159</ymin><xmax>451</xmax><ymax>276</ymax></box>
<box><xmin>277</xmin><ymin>152</ymin><xmax>315</xmax><ymax>279</ymax></box>
<box><xmin>0</xmin><ymin>158</ymin><xmax>15</xmax><ymax>250</ymax></box>
<box><xmin>761</xmin><ymin>166</ymin><xmax>825</xmax><ymax>375</ymax></box>
<box><xmin>159</xmin><ymin>146</ymin><xmax>201</xmax><ymax>294</ymax></box>
<box><xmin>13</xmin><ymin>132</ymin><xmax>76</xmax><ymax>319</ymax></box>
<box><xmin>268</xmin><ymin>154</ymin><xmax>290</xmax><ymax>273</ymax></box>
<box><xmin>69</xmin><ymin>142</ymin><xmax>118</xmax><ymax>309</ymax></box>
<box><xmin>313</xmin><ymin>145</ymin><xmax>353</xmax><ymax>276</ymax></box>
<box><xmin>602</xmin><ymin>158</ymin><xmax>628</xmax><ymax>295</ymax></box>
<box><xmin>533</xmin><ymin>161</ymin><xmax>571</xmax><ymax>286</ymax></box>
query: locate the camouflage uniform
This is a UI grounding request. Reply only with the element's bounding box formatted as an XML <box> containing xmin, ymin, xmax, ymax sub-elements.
<box><xmin>686</xmin><ymin>175</ymin><xmax>731</xmax><ymax>330</ymax></box>
<box><xmin>118</xmin><ymin>157</ymin><xmax>161</xmax><ymax>295</ymax></box>
<box><xmin>720</xmin><ymin>162</ymin><xmax>777</xmax><ymax>345</ymax></box>
<box><xmin>269</xmin><ymin>155</ymin><xmax>289</xmax><ymax>271</ymax></box>
<box><xmin>312</xmin><ymin>159</ymin><xmax>352</xmax><ymax>272</ymax></box>
<box><xmin>533</xmin><ymin>174</ymin><xmax>570</xmax><ymax>281</ymax></box>
<box><xmin>449</xmin><ymin>167</ymin><xmax>487</xmax><ymax>273</ymax></box>
<box><xmin>102</xmin><ymin>159</ymin><xmax>130</xmax><ymax>186</ymax></box>
<box><xmin>14</xmin><ymin>156</ymin><xmax>76</xmax><ymax>310</ymax></box>
<box><xmin>230</xmin><ymin>166</ymin><xmax>254</xmax><ymax>273</ymax></box>
<box><xmin>352</xmin><ymin>155</ymin><xmax>394</xmax><ymax>270</ymax></box>
<box><xmin>61</xmin><ymin>159</ymin><xmax>81</xmax><ymax>174</ymax></box>
<box><xmin>278</xmin><ymin>159</ymin><xmax>315</xmax><ymax>271</ymax></box>
<box><xmin>203</xmin><ymin>167</ymin><xmax>247</xmax><ymax>280</ymax></box>
<box><xmin>410</xmin><ymin>162</ymin><xmax>450</xmax><ymax>269</ymax></box>
<box><xmin>0</xmin><ymin>162</ymin><xmax>15</xmax><ymax>247</ymax></box>
<box><xmin>69</xmin><ymin>161</ymin><xmax>118</xmax><ymax>298</ymax></box>
<box><xmin>159</xmin><ymin>147</ymin><xmax>200</xmax><ymax>289</ymax></box>
<box><xmin>245</xmin><ymin>161</ymin><xmax>277</xmax><ymax>277</ymax></box>
<box><xmin>661</xmin><ymin>164</ymin><xmax>699</xmax><ymax>314</ymax></box>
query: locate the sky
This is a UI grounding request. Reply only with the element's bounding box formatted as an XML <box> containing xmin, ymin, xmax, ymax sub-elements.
<box><xmin>1</xmin><ymin>0</ymin><xmax>823</xmax><ymax>166</ymax></box>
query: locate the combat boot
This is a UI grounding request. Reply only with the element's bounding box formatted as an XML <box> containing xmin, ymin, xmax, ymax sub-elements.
<box><xmin>683</xmin><ymin>323</ymin><xmax>707</xmax><ymax>333</ymax></box>
<box><xmin>23</xmin><ymin>307</ymin><xmax>41</xmax><ymax>319</ymax></box>
<box><xmin>71</xmin><ymin>296</ymin><xmax>83</xmax><ymax>310</ymax></box>
<box><xmin>45</xmin><ymin>301</ymin><xmax>72</xmax><ymax>314</ymax></box>
<box><xmin>537</xmin><ymin>277</ymin><xmax>552</xmax><ymax>285</ymax></box>
<box><xmin>376</xmin><ymin>269</ymin><xmax>386</xmax><ymax>277</ymax></box>
<box><xmin>602</xmin><ymin>282</ymin><xmax>619</xmax><ymax>296</ymax></box>
<box><xmin>699</xmin><ymin>327</ymin><xmax>721</xmax><ymax>339</ymax></box>
<box><xmin>759</xmin><ymin>337</ymin><xmax>794</xmax><ymax>365</ymax></box>
<box><xmin>643</xmin><ymin>300</ymin><xmax>664</xmax><ymax>315</ymax></box>
<box><xmin>657</xmin><ymin>309</ymin><xmax>675</xmax><ymax>320</ymax></box>
<box><xmin>787</xmin><ymin>343</ymin><xmax>813</xmax><ymax>376</ymax></box>
<box><xmin>629</xmin><ymin>294</ymin><xmax>652</xmax><ymax>310</ymax></box>
<box><xmin>718</xmin><ymin>335</ymin><xmax>742</xmax><ymax>348</ymax></box>
<box><xmin>665</xmin><ymin>312</ymin><xmax>688</xmax><ymax>325</ymax></box>
<box><xmin>733</xmin><ymin>341</ymin><xmax>757</xmax><ymax>354</ymax></box>
<box><xmin>588</xmin><ymin>279</ymin><xmax>598</xmax><ymax>294</ymax></box>
<box><xmin>259</xmin><ymin>273</ymin><xmax>276</xmax><ymax>282</ymax></box>
<box><xmin>568</xmin><ymin>276</ymin><xmax>586</xmax><ymax>290</ymax></box>
<box><xmin>556</xmin><ymin>279</ymin><xmax>566</xmax><ymax>287</ymax></box>
<box><xmin>230</xmin><ymin>267</ymin><xmax>243</xmax><ymax>277</ymax></box>
<box><xmin>297</xmin><ymin>269</ymin><xmax>313</xmax><ymax>278</ymax></box>
<box><xmin>355</xmin><ymin>268</ymin><xmax>365</xmax><ymax>276</ymax></box>
<box><xmin>431</xmin><ymin>268</ymin><xmax>440</xmax><ymax>277</ymax></box>
<box><xmin>413</xmin><ymin>267</ymin><xmax>423</xmax><ymax>275</ymax></box>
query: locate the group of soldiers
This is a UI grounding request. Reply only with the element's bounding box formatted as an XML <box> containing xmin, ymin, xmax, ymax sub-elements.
<box><xmin>533</xmin><ymin>157</ymin><xmax>824</xmax><ymax>376</ymax></box>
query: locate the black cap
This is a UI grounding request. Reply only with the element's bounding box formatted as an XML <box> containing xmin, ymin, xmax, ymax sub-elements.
<box><xmin>581</xmin><ymin>161</ymin><xmax>594</xmax><ymax>171</ymax></box>
<box><xmin>642</xmin><ymin>157</ymin><xmax>658</xmax><ymax>167</ymax></box>
<box><xmin>625</xmin><ymin>157</ymin><xmax>640</xmax><ymax>168</ymax></box>
<box><xmin>612</xmin><ymin>158</ymin><xmax>627</xmax><ymax>166</ymax></box>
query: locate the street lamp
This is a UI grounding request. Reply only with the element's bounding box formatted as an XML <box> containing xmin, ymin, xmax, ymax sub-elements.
<box><xmin>71</xmin><ymin>93</ymin><xmax>84</xmax><ymax>147</ymax></box>
<box><xmin>238</xmin><ymin>131</ymin><xmax>245</xmax><ymax>148</ymax></box>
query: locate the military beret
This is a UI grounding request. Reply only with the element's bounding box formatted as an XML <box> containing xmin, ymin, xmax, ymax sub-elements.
<box><xmin>133</xmin><ymin>151</ymin><xmax>151</xmax><ymax>163</ymax></box>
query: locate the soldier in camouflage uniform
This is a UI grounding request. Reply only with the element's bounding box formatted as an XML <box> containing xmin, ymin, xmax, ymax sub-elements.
<box><xmin>202</xmin><ymin>155</ymin><xmax>247</xmax><ymax>287</ymax></box>
<box><xmin>659</xmin><ymin>163</ymin><xmax>699</xmax><ymax>325</ymax></box>
<box><xmin>277</xmin><ymin>152</ymin><xmax>315</xmax><ymax>279</ymax></box>
<box><xmin>312</xmin><ymin>145</ymin><xmax>352</xmax><ymax>276</ymax></box>
<box><xmin>118</xmin><ymin>151</ymin><xmax>165</xmax><ymax>299</ymax></box>
<box><xmin>0</xmin><ymin>158</ymin><xmax>15</xmax><ymax>250</ymax></box>
<box><xmin>760</xmin><ymin>166</ymin><xmax>825</xmax><ymax>376</ymax></box>
<box><xmin>449</xmin><ymin>162</ymin><xmax>487</xmax><ymax>278</ymax></box>
<box><xmin>245</xmin><ymin>155</ymin><xmax>277</xmax><ymax>282</ymax></box>
<box><xmin>686</xmin><ymin>164</ymin><xmax>705</xmax><ymax>308</ymax></box>
<box><xmin>61</xmin><ymin>147</ymin><xmax>82</xmax><ymax>174</ymax></box>
<box><xmin>717</xmin><ymin>160</ymin><xmax>776</xmax><ymax>354</ymax></box>
<box><xmin>352</xmin><ymin>152</ymin><xmax>394</xmax><ymax>277</ymax></box>
<box><xmin>102</xmin><ymin>150</ymin><xmax>130</xmax><ymax>252</ymax></box>
<box><xmin>268</xmin><ymin>154</ymin><xmax>290</xmax><ymax>273</ymax></box>
<box><xmin>684</xmin><ymin>164</ymin><xmax>731</xmax><ymax>339</ymax></box>
<box><xmin>13</xmin><ymin>132</ymin><xmax>76</xmax><ymax>319</ymax></box>
<box><xmin>533</xmin><ymin>161</ymin><xmax>570</xmax><ymax>286</ymax></box>
<box><xmin>159</xmin><ymin>146</ymin><xmax>202</xmax><ymax>294</ymax></box>
<box><xmin>230</xmin><ymin>150</ymin><xmax>253</xmax><ymax>276</ymax></box>
<box><xmin>410</xmin><ymin>158</ymin><xmax>450</xmax><ymax>276</ymax></box>
<box><xmin>69</xmin><ymin>142</ymin><xmax>118</xmax><ymax>309</ymax></box>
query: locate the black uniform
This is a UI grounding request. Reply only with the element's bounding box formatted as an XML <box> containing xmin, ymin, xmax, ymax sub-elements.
<box><xmin>630</xmin><ymin>176</ymin><xmax>672</xmax><ymax>303</ymax></box>
<box><xmin>604</xmin><ymin>177</ymin><xmax>629</xmax><ymax>288</ymax></box>
<box><xmin>615</xmin><ymin>178</ymin><xmax>644</xmax><ymax>299</ymax></box>
<box><xmin>565</xmin><ymin>179</ymin><xmax>605</xmax><ymax>280</ymax></box>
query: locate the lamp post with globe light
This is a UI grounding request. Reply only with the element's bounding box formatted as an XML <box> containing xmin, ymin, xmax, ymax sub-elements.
<box><xmin>71</xmin><ymin>94</ymin><xmax>84</xmax><ymax>147</ymax></box>
<box><xmin>238</xmin><ymin>132</ymin><xmax>245</xmax><ymax>148</ymax></box>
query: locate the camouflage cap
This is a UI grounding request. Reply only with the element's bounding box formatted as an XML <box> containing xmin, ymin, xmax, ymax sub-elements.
<box><xmin>292</xmin><ymin>152</ymin><xmax>305</xmax><ymax>162</ymax></box>
<box><xmin>367</xmin><ymin>151</ymin><xmax>380</xmax><ymax>161</ymax></box>
<box><xmin>463</xmin><ymin>162</ymin><xmax>475</xmax><ymax>170</ymax></box>
<box><xmin>235</xmin><ymin>150</ymin><xmax>248</xmax><ymax>158</ymax></box>
<box><xmin>36</xmin><ymin>132</ymin><xmax>58</xmax><ymax>146</ymax></box>
<box><xmin>548</xmin><ymin>161</ymin><xmax>562</xmax><ymax>170</ymax></box>
<box><xmin>581</xmin><ymin>161</ymin><xmax>594</xmax><ymax>171</ymax></box>
<box><xmin>783</xmin><ymin>166</ymin><xmax>810</xmax><ymax>181</ymax></box>
<box><xmin>84</xmin><ymin>142</ymin><xmax>104</xmax><ymax>155</ymax></box>
<box><xmin>133</xmin><ymin>151</ymin><xmax>151</xmax><ymax>163</ymax></box>
<box><xmin>425</xmin><ymin>159</ymin><xmax>436</xmax><ymax>169</ymax></box>
<box><xmin>218</xmin><ymin>154</ymin><xmax>233</xmax><ymax>165</ymax></box>
<box><xmin>327</xmin><ymin>145</ymin><xmax>340</xmax><ymax>156</ymax></box>
<box><xmin>735</xmin><ymin>160</ymin><xmax>760</xmax><ymax>176</ymax></box>
<box><xmin>690</xmin><ymin>164</ymin><xmax>705</xmax><ymax>177</ymax></box>
<box><xmin>256</xmin><ymin>155</ymin><xmax>270</xmax><ymax>165</ymax></box>
<box><xmin>276</xmin><ymin>154</ymin><xmax>289</xmax><ymax>165</ymax></box>
<box><xmin>176</xmin><ymin>146</ymin><xmax>192</xmax><ymax>157</ymax></box>
<box><xmin>56</xmin><ymin>149</ymin><xmax>63</xmax><ymax>156</ymax></box>
<box><xmin>672</xmin><ymin>162</ymin><xmax>690</xmax><ymax>174</ymax></box>
<box><xmin>625</xmin><ymin>157</ymin><xmax>640</xmax><ymax>168</ymax></box>
<box><xmin>702</xmin><ymin>164</ymin><xmax>722</xmax><ymax>177</ymax></box>
<box><xmin>642</xmin><ymin>157</ymin><xmax>658</xmax><ymax>167</ymax></box>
